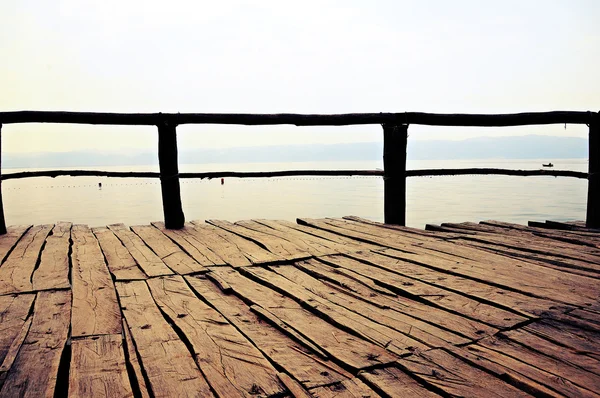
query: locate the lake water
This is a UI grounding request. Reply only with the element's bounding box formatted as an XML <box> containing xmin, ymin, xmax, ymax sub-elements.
<box><xmin>1</xmin><ymin>159</ymin><xmax>588</xmax><ymax>228</ymax></box>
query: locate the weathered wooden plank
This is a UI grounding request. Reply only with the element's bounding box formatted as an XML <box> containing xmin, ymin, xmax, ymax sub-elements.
<box><xmin>376</xmin><ymin>242</ymin><xmax>597</xmax><ymax>308</ymax></box>
<box><xmin>152</xmin><ymin>222</ymin><xmax>225</xmax><ymax>266</ymax></box>
<box><xmin>147</xmin><ymin>275</ymin><xmax>285</xmax><ymax>397</ymax></box>
<box><xmin>191</xmin><ymin>222</ymin><xmax>280</xmax><ymax>266</ymax></box>
<box><xmin>347</xmin><ymin>250</ymin><xmax>564</xmax><ymax>318</ymax></box>
<box><xmin>457</xmin><ymin>239</ymin><xmax>600</xmax><ymax>279</ymax></box>
<box><xmin>501</xmin><ymin>328</ymin><xmax>600</xmax><ymax>376</ymax></box>
<box><xmin>69</xmin><ymin>334</ymin><xmax>134</xmax><ymax>398</ymax></box>
<box><xmin>122</xmin><ymin>319</ymin><xmax>151</xmax><ymax>398</ymax></box>
<box><xmin>0</xmin><ymin>294</ymin><xmax>35</xmax><ymax>366</ymax></box>
<box><xmin>71</xmin><ymin>225</ymin><xmax>121</xmax><ymax>338</ymax></box>
<box><xmin>477</xmin><ymin>335</ymin><xmax>600</xmax><ymax>395</ymax></box>
<box><xmin>32</xmin><ymin>222</ymin><xmax>71</xmax><ymax>291</ymax></box>
<box><xmin>255</xmin><ymin>219</ymin><xmax>377</xmax><ymax>252</ymax></box>
<box><xmin>185</xmin><ymin>274</ymin><xmax>353</xmax><ymax>389</ymax></box>
<box><xmin>446</xmin><ymin>345</ymin><xmax>565</xmax><ymax>398</ymax></box>
<box><xmin>244</xmin><ymin>266</ymin><xmax>426</xmax><ymax>356</ymax></box>
<box><xmin>115</xmin><ymin>280</ymin><xmax>214</xmax><ymax>398</ymax></box>
<box><xmin>193</xmin><ymin>267</ymin><xmax>397</xmax><ymax>371</ymax></box>
<box><xmin>108</xmin><ymin>223</ymin><xmax>173</xmax><ymax>277</ymax></box>
<box><xmin>297</xmin><ymin>218</ymin><xmax>416</xmax><ymax>250</ymax></box>
<box><xmin>0</xmin><ymin>225</ymin><xmax>30</xmax><ymax>264</ymax></box>
<box><xmin>131</xmin><ymin>225</ymin><xmax>208</xmax><ymax>274</ymax></box>
<box><xmin>235</xmin><ymin>220</ymin><xmax>339</xmax><ymax>257</ymax></box>
<box><xmin>0</xmin><ymin>290</ymin><xmax>71</xmax><ymax>398</ymax></box>
<box><xmin>524</xmin><ymin>319</ymin><xmax>600</xmax><ymax>355</ymax></box>
<box><xmin>295</xmin><ymin>259</ymin><xmax>495</xmax><ymax>341</ymax></box>
<box><xmin>359</xmin><ymin>366</ymin><xmax>440</xmax><ymax>397</ymax></box>
<box><xmin>0</xmin><ymin>317</ymin><xmax>32</xmax><ymax>390</ymax></box>
<box><xmin>396</xmin><ymin>348</ymin><xmax>531</xmax><ymax>397</ymax></box>
<box><xmin>0</xmin><ymin>224</ymin><xmax>52</xmax><ymax>295</ymax></box>
<box><xmin>208</xmin><ymin>219</ymin><xmax>310</xmax><ymax>261</ymax></box>
<box><xmin>321</xmin><ymin>254</ymin><xmax>525</xmax><ymax>328</ymax></box>
<box><xmin>311</xmin><ymin>378</ymin><xmax>381</xmax><ymax>398</ymax></box>
<box><xmin>93</xmin><ymin>227</ymin><xmax>147</xmax><ymax>280</ymax></box>
<box><xmin>276</xmin><ymin>373</ymin><xmax>312</xmax><ymax>398</ymax></box>
<box><xmin>271</xmin><ymin>263</ymin><xmax>470</xmax><ymax>347</ymax></box>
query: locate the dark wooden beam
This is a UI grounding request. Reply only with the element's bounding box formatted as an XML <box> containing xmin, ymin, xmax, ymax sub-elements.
<box><xmin>157</xmin><ymin>121</ymin><xmax>184</xmax><ymax>229</ymax></box>
<box><xmin>383</xmin><ymin>124</ymin><xmax>408</xmax><ymax>225</ymax></box>
<box><xmin>0</xmin><ymin>168</ymin><xmax>587</xmax><ymax>181</ymax></box>
<box><xmin>0</xmin><ymin>110</ymin><xmax>593</xmax><ymax>127</ymax></box>
<box><xmin>586</xmin><ymin>112</ymin><xmax>600</xmax><ymax>228</ymax></box>
<box><xmin>0</xmin><ymin>124</ymin><xmax>6</xmax><ymax>234</ymax></box>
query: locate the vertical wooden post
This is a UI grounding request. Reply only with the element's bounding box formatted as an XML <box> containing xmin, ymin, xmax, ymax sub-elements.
<box><xmin>158</xmin><ymin>120</ymin><xmax>185</xmax><ymax>229</ymax></box>
<box><xmin>383</xmin><ymin>123</ymin><xmax>408</xmax><ymax>225</ymax></box>
<box><xmin>0</xmin><ymin>124</ymin><xmax>6</xmax><ymax>234</ymax></box>
<box><xmin>586</xmin><ymin>112</ymin><xmax>600</xmax><ymax>228</ymax></box>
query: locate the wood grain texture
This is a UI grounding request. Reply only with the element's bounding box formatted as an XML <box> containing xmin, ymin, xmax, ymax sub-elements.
<box><xmin>207</xmin><ymin>219</ymin><xmax>310</xmax><ymax>260</ymax></box>
<box><xmin>0</xmin><ymin>294</ymin><xmax>35</xmax><ymax>365</ymax></box>
<box><xmin>397</xmin><ymin>348</ymin><xmax>531</xmax><ymax>397</ymax></box>
<box><xmin>147</xmin><ymin>275</ymin><xmax>284</xmax><ymax>397</ymax></box>
<box><xmin>93</xmin><ymin>227</ymin><xmax>147</xmax><ymax>280</ymax></box>
<box><xmin>116</xmin><ymin>280</ymin><xmax>214</xmax><ymax>398</ymax></box>
<box><xmin>235</xmin><ymin>220</ymin><xmax>339</xmax><ymax>257</ymax></box>
<box><xmin>0</xmin><ymin>290</ymin><xmax>71</xmax><ymax>398</ymax></box>
<box><xmin>321</xmin><ymin>254</ymin><xmax>524</xmax><ymax>328</ymax></box>
<box><xmin>0</xmin><ymin>224</ymin><xmax>52</xmax><ymax>295</ymax></box>
<box><xmin>185</xmin><ymin>275</ymin><xmax>354</xmax><ymax>389</ymax></box>
<box><xmin>295</xmin><ymin>258</ymin><xmax>494</xmax><ymax>341</ymax></box>
<box><xmin>202</xmin><ymin>267</ymin><xmax>398</xmax><ymax>371</ymax></box>
<box><xmin>359</xmin><ymin>366</ymin><xmax>439</xmax><ymax>398</ymax></box>
<box><xmin>69</xmin><ymin>334</ymin><xmax>134</xmax><ymax>398</ymax></box>
<box><xmin>131</xmin><ymin>225</ymin><xmax>207</xmax><ymax>274</ymax></box>
<box><xmin>71</xmin><ymin>225</ymin><xmax>121</xmax><ymax>337</ymax></box>
<box><xmin>151</xmin><ymin>222</ymin><xmax>226</xmax><ymax>266</ymax></box>
<box><xmin>0</xmin><ymin>225</ymin><xmax>30</xmax><ymax>264</ymax></box>
<box><xmin>191</xmin><ymin>222</ymin><xmax>280</xmax><ymax>266</ymax></box>
<box><xmin>268</xmin><ymin>264</ymin><xmax>468</xmax><ymax>348</ymax></box>
<box><xmin>33</xmin><ymin>222</ymin><xmax>71</xmax><ymax>291</ymax></box>
<box><xmin>122</xmin><ymin>319</ymin><xmax>151</xmax><ymax>398</ymax></box>
<box><xmin>108</xmin><ymin>224</ymin><xmax>173</xmax><ymax>277</ymax></box>
<box><xmin>311</xmin><ymin>378</ymin><xmax>381</xmax><ymax>398</ymax></box>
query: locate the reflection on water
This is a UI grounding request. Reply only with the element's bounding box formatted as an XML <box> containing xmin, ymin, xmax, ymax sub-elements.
<box><xmin>1</xmin><ymin>159</ymin><xmax>588</xmax><ymax>228</ymax></box>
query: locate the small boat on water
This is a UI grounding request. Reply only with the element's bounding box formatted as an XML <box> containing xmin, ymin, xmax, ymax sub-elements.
<box><xmin>542</xmin><ymin>162</ymin><xmax>554</xmax><ymax>167</ymax></box>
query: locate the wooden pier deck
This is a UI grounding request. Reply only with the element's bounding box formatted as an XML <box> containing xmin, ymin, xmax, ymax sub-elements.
<box><xmin>0</xmin><ymin>216</ymin><xmax>599</xmax><ymax>397</ymax></box>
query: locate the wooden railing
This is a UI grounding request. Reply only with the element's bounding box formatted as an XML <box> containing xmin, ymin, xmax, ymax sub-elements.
<box><xmin>0</xmin><ymin>110</ymin><xmax>597</xmax><ymax>234</ymax></box>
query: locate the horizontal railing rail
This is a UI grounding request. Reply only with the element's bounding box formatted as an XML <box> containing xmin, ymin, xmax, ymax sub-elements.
<box><xmin>0</xmin><ymin>110</ymin><xmax>597</xmax><ymax>234</ymax></box>
<box><xmin>0</xmin><ymin>110</ymin><xmax>594</xmax><ymax>126</ymax></box>
<box><xmin>0</xmin><ymin>168</ymin><xmax>588</xmax><ymax>181</ymax></box>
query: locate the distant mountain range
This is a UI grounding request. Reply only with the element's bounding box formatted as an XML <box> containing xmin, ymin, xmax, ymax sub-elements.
<box><xmin>2</xmin><ymin>135</ymin><xmax>587</xmax><ymax>168</ymax></box>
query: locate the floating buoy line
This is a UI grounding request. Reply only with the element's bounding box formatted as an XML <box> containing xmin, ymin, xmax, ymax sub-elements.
<box><xmin>1</xmin><ymin>175</ymin><xmax>380</xmax><ymax>190</ymax></box>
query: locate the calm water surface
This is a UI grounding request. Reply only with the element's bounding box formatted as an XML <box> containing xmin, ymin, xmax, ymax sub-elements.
<box><xmin>2</xmin><ymin>159</ymin><xmax>587</xmax><ymax>228</ymax></box>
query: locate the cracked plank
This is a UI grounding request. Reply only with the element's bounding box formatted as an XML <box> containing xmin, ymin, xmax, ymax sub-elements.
<box><xmin>93</xmin><ymin>227</ymin><xmax>147</xmax><ymax>280</ymax></box>
<box><xmin>201</xmin><ymin>267</ymin><xmax>397</xmax><ymax>371</ymax></box>
<box><xmin>33</xmin><ymin>222</ymin><xmax>71</xmax><ymax>291</ymax></box>
<box><xmin>208</xmin><ymin>219</ymin><xmax>310</xmax><ymax>261</ymax></box>
<box><xmin>116</xmin><ymin>280</ymin><xmax>213</xmax><ymax>398</ymax></box>
<box><xmin>186</xmin><ymin>274</ymin><xmax>354</xmax><ymax>389</ymax></box>
<box><xmin>108</xmin><ymin>224</ymin><xmax>173</xmax><ymax>277</ymax></box>
<box><xmin>191</xmin><ymin>222</ymin><xmax>279</xmax><ymax>266</ymax></box>
<box><xmin>131</xmin><ymin>225</ymin><xmax>208</xmax><ymax>275</ymax></box>
<box><xmin>147</xmin><ymin>275</ymin><xmax>285</xmax><ymax>397</ymax></box>
<box><xmin>0</xmin><ymin>224</ymin><xmax>52</xmax><ymax>295</ymax></box>
<box><xmin>71</xmin><ymin>225</ymin><xmax>121</xmax><ymax>338</ymax></box>
<box><xmin>0</xmin><ymin>290</ymin><xmax>71</xmax><ymax>398</ymax></box>
<box><xmin>69</xmin><ymin>334</ymin><xmax>134</xmax><ymax>397</ymax></box>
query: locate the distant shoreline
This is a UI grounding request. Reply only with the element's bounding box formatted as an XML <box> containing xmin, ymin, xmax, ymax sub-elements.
<box><xmin>2</xmin><ymin>135</ymin><xmax>587</xmax><ymax>169</ymax></box>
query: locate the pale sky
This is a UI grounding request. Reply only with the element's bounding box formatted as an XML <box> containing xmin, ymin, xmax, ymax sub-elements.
<box><xmin>1</xmin><ymin>0</ymin><xmax>598</xmax><ymax>154</ymax></box>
